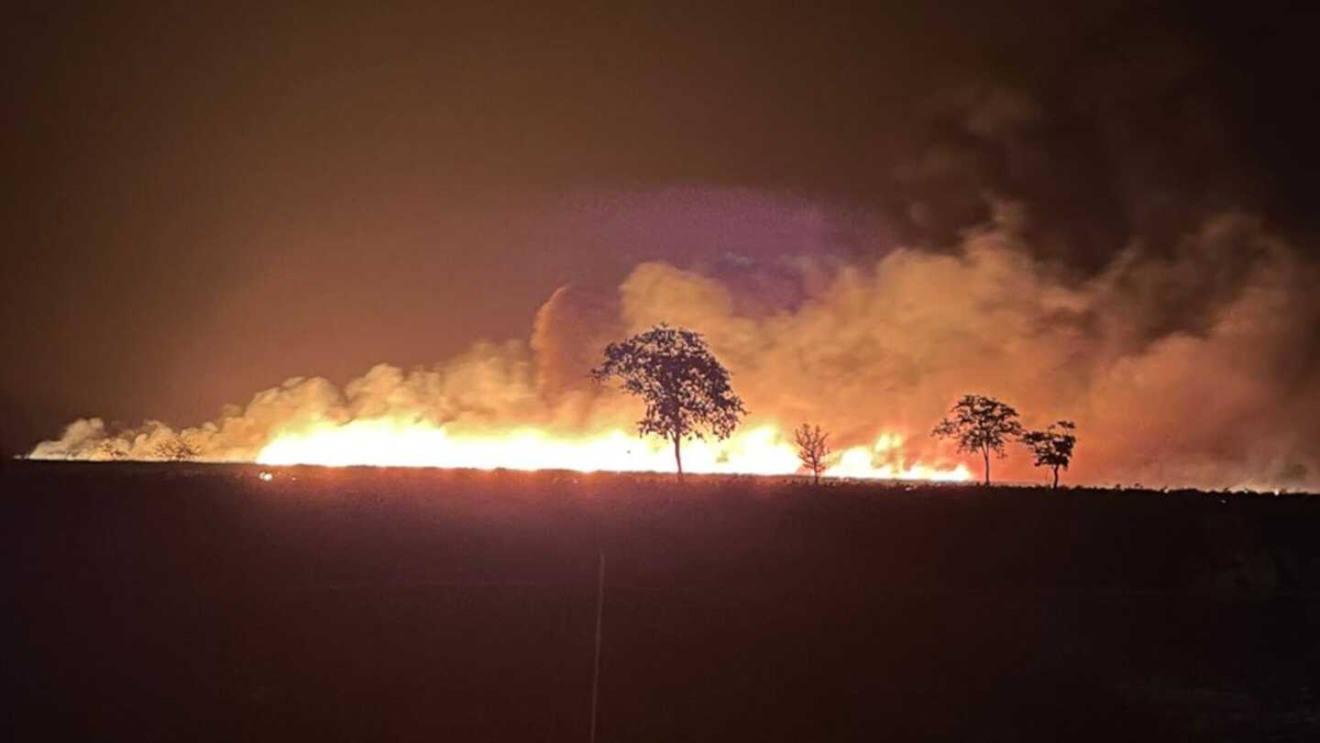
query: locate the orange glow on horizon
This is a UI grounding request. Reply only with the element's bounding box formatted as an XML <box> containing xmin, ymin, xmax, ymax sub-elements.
<box><xmin>255</xmin><ymin>419</ymin><xmax>974</xmax><ymax>482</ymax></box>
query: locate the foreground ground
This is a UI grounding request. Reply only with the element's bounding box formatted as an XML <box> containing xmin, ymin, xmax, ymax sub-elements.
<box><xmin>4</xmin><ymin>462</ymin><xmax>1320</xmax><ymax>741</ymax></box>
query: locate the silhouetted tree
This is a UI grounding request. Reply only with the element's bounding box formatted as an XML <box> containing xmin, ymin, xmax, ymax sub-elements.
<box><xmin>154</xmin><ymin>436</ymin><xmax>200</xmax><ymax>462</ymax></box>
<box><xmin>1021</xmin><ymin>420</ymin><xmax>1077</xmax><ymax>488</ymax></box>
<box><xmin>932</xmin><ymin>394</ymin><xmax>1023</xmax><ymax>485</ymax></box>
<box><xmin>794</xmin><ymin>423</ymin><xmax>831</xmax><ymax>485</ymax></box>
<box><xmin>591</xmin><ymin>324</ymin><xmax>746</xmax><ymax>481</ymax></box>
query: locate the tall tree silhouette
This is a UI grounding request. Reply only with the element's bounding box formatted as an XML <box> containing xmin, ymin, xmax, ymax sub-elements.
<box><xmin>932</xmin><ymin>395</ymin><xmax>1023</xmax><ymax>485</ymax></box>
<box><xmin>591</xmin><ymin>325</ymin><xmax>746</xmax><ymax>481</ymax></box>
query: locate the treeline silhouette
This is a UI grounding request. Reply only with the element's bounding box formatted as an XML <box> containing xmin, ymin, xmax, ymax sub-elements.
<box><xmin>599</xmin><ymin>325</ymin><xmax>1077</xmax><ymax>486</ymax></box>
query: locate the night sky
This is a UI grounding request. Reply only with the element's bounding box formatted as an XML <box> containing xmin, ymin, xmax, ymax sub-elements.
<box><xmin>3</xmin><ymin>0</ymin><xmax>1317</xmax><ymax>455</ymax></box>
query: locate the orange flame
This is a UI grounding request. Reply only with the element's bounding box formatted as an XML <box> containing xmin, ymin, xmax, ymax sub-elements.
<box><xmin>256</xmin><ymin>420</ymin><xmax>973</xmax><ymax>481</ymax></box>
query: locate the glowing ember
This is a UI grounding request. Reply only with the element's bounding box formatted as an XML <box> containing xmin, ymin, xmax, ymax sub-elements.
<box><xmin>256</xmin><ymin>420</ymin><xmax>973</xmax><ymax>481</ymax></box>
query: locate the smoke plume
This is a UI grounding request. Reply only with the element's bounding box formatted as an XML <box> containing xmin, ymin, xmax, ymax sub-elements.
<box><xmin>31</xmin><ymin>200</ymin><xmax>1318</xmax><ymax>490</ymax></box>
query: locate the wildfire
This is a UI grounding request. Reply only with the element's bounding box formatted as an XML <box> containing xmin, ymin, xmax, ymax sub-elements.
<box><xmin>256</xmin><ymin>420</ymin><xmax>973</xmax><ymax>481</ymax></box>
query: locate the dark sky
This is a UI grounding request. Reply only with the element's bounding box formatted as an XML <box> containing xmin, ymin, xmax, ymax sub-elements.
<box><xmin>2</xmin><ymin>0</ymin><xmax>1317</xmax><ymax>451</ymax></box>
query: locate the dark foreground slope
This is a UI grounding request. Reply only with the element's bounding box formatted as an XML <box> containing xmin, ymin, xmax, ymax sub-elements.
<box><xmin>4</xmin><ymin>463</ymin><xmax>1320</xmax><ymax>742</ymax></box>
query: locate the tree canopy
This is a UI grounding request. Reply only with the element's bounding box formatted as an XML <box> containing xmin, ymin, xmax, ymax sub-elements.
<box><xmin>932</xmin><ymin>394</ymin><xmax>1023</xmax><ymax>485</ymax></box>
<box><xmin>1022</xmin><ymin>420</ymin><xmax>1078</xmax><ymax>488</ymax></box>
<box><xmin>591</xmin><ymin>324</ymin><xmax>746</xmax><ymax>479</ymax></box>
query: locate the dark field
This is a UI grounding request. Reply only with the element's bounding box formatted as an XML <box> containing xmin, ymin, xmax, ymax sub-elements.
<box><xmin>5</xmin><ymin>462</ymin><xmax>1320</xmax><ymax>741</ymax></box>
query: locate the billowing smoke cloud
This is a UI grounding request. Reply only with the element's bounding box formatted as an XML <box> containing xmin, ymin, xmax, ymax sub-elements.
<box><xmin>530</xmin><ymin>284</ymin><xmax>621</xmax><ymax>404</ymax></box>
<box><xmin>31</xmin><ymin>198</ymin><xmax>1319</xmax><ymax>490</ymax></box>
<box><xmin>613</xmin><ymin>207</ymin><xmax>1318</xmax><ymax>490</ymax></box>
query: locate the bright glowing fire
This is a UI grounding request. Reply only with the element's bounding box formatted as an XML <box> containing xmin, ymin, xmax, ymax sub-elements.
<box><xmin>256</xmin><ymin>420</ymin><xmax>973</xmax><ymax>481</ymax></box>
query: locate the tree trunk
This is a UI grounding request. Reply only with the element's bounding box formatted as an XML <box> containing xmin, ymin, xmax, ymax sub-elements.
<box><xmin>1052</xmin><ymin>466</ymin><xmax>1059</xmax><ymax>489</ymax></box>
<box><xmin>983</xmin><ymin>448</ymin><xmax>991</xmax><ymax>486</ymax></box>
<box><xmin>673</xmin><ymin>435</ymin><xmax>684</xmax><ymax>482</ymax></box>
<box><xmin>813</xmin><ymin>468</ymin><xmax>820</xmax><ymax>486</ymax></box>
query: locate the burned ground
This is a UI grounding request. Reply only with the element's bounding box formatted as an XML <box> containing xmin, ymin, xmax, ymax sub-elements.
<box><xmin>5</xmin><ymin>463</ymin><xmax>1320</xmax><ymax>741</ymax></box>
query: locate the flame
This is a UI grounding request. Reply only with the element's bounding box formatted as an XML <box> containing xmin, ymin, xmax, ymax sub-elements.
<box><xmin>256</xmin><ymin>419</ymin><xmax>973</xmax><ymax>481</ymax></box>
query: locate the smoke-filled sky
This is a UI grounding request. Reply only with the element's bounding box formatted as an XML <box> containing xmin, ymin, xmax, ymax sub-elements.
<box><xmin>3</xmin><ymin>1</ymin><xmax>1318</xmax><ymax>485</ymax></box>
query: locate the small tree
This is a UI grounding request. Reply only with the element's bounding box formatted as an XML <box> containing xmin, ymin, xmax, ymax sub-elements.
<box><xmin>932</xmin><ymin>394</ymin><xmax>1023</xmax><ymax>485</ymax></box>
<box><xmin>591</xmin><ymin>324</ymin><xmax>746</xmax><ymax>481</ymax></box>
<box><xmin>1021</xmin><ymin>420</ymin><xmax>1077</xmax><ymax>488</ymax></box>
<box><xmin>794</xmin><ymin>423</ymin><xmax>832</xmax><ymax>485</ymax></box>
